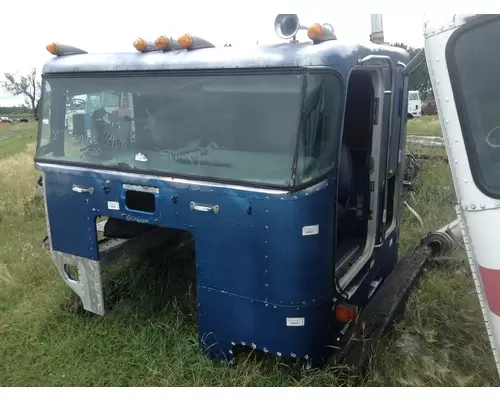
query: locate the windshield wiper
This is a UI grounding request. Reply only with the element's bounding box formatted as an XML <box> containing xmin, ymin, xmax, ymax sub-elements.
<box><xmin>174</xmin><ymin>158</ymin><xmax>231</xmax><ymax>167</ymax></box>
<box><xmin>170</xmin><ymin>141</ymin><xmax>227</xmax><ymax>167</ymax></box>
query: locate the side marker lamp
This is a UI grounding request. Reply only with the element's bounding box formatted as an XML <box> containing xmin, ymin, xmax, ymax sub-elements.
<box><xmin>306</xmin><ymin>23</ymin><xmax>337</xmax><ymax>43</ymax></box>
<box><xmin>133</xmin><ymin>38</ymin><xmax>159</xmax><ymax>53</ymax></box>
<box><xmin>45</xmin><ymin>42</ymin><xmax>87</xmax><ymax>56</ymax></box>
<box><xmin>178</xmin><ymin>34</ymin><xmax>193</xmax><ymax>49</ymax></box>
<box><xmin>155</xmin><ymin>35</ymin><xmax>183</xmax><ymax>51</ymax></box>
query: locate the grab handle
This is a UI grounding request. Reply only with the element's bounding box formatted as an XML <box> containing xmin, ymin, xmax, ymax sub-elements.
<box><xmin>72</xmin><ymin>184</ymin><xmax>94</xmax><ymax>195</ymax></box>
<box><xmin>190</xmin><ymin>201</ymin><xmax>220</xmax><ymax>214</ymax></box>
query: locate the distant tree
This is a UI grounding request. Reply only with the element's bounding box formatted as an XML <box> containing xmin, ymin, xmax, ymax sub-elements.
<box><xmin>391</xmin><ymin>42</ymin><xmax>433</xmax><ymax>100</ymax></box>
<box><xmin>1</xmin><ymin>68</ymin><xmax>42</xmax><ymax>118</ymax></box>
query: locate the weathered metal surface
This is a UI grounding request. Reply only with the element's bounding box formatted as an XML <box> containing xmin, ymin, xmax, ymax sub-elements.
<box><xmin>52</xmin><ymin>250</ymin><xmax>106</xmax><ymax>315</ymax></box>
<box><xmin>42</xmin><ymin>41</ymin><xmax>410</xmax><ymax>75</ymax></box>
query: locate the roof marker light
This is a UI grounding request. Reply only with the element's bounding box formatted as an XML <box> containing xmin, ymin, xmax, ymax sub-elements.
<box><xmin>178</xmin><ymin>34</ymin><xmax>193</xmax><ymax>49</ymax></box>
<box><xmin>133</xmin><ymin>38</ymin><xmax>159</xmax><ymax>53</ymax></box>
<box><xmin>177</xmin><ymin>34</ymin><xmax>215</xmax><ymax>50</ymax></box>
<box><xmin>307</xmin><ymin>24</ymin><xmax>324</xmax><ymax>41</ymax></box>
<box><xmin>46</xmin><ymin>43</ymin><xmax>88</xmax><ymax>56</ymax></box>
<box><xmin>46</xmin><ymin>43</ymin><xmax>59</xmax><ymax>55</ymax></box>
<box><xmin>273</xmin><ymin>14</ymin><xmax>337</xmax><ymax>43</ymax></box>
<box><xmin>154</xmin><ymin>35</ymin><xmax>183</xmax><ymax>51</ymax></box>
<box><xmin>307</xmin><ymin>23</ymin><xmax>337</xmax><ymax>43</ymax></box>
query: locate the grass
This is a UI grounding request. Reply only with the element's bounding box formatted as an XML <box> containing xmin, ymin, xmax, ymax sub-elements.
<box><xmin>406</xmin><ymin>115</ymin><xmax>446</xmax><ymax>157</ymax></box>
<box><xmin>0</xmin><ymin>122</ymin><xmax>38</xmax><ymax>159</ymax></box>
<box><xmin>407</xmin><ymin>115</ymin><xmax>442</xmax><ymax>137</ymax></box>
<box><xmin>0</xmin><ymin>119</ymin><xmax>498</xmax><ymax>386</ymax></box>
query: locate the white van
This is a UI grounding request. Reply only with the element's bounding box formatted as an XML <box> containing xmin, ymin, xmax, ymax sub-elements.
<box><xmin>407</xmin><ymin>90</ymin><xmax>421</xmax><ymax>119</ymax></box>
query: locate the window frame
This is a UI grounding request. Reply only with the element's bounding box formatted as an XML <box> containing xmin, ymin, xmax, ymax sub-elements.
<box><xmin>292</xmin><ymin>68</ymin><xmax>346</xmax><ymax>191</ymax></box>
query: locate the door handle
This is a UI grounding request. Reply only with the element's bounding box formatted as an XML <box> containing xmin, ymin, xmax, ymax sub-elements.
<box><xmin>72</xmin><ymin>184</ymin><xmax>94</xmax><ymax>195</ymax></box>
<box><xmin>190</xmin><ymin>201</ymin><xmax>219</xmax><ymax>214</ymax></box>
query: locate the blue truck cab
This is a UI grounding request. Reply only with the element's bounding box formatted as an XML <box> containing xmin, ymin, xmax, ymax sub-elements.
<box><xmin>35</xmin><ymin>16</ymin><xmax>411</xmax><ymax>367</ymax></box>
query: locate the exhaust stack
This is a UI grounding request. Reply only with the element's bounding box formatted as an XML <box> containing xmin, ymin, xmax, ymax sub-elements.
<box><xmin>370</xmin><ymin>14</ymin><xmax>385</xmax><ymax>44</ymax></box>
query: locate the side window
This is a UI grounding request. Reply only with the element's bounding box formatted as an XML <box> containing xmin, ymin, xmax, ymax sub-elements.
<box><xmin>37</xmin><ymin>81</ymin><xmax>67</xmax><ymax>158</ymax></box>
<box><xmin>296</xmin><ymin>73</ymin><xmax>344</xmax><ymax>185</ymax></box>
<box><xmin>38</xmin><ymin>81</ymin><xmax>52</xmax><ymax>149</ymax></box>
<box><xmin>446</xmin><ymin>15</ymin><xmax>500</xmax><ymax>197</ymax></box>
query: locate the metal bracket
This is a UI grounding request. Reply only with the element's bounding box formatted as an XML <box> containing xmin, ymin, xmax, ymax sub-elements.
<box><xmin>48</xmin><ymin>220</ymin><xmax>179</xmax><ymax>316</ymax></box>
<box><xmin>52</xmin><ymin>251</ymin><xmax>105</xmax><ymax>315</ymax></box>
<box><xmin>402</xmin><ymin>49</ymin><xmax>425</xmax><ymax>77</ymax></box>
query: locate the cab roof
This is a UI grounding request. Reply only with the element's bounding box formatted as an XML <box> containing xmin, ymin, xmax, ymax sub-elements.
<box><xmin>42</xmin><ymin>40</ymin><xmax>411</xmax><ymax>75</ymax></box>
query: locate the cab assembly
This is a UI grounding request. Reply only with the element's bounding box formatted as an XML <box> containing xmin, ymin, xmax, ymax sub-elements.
<box><xmin>36</xmin><ymin>13</ymin><xmax>429</xmax><ymax>368</ymax></box>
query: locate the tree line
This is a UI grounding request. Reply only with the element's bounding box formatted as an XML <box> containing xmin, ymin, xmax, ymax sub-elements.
<box><xmin>0</xmin><ymin>42</ymin><xmax>433</xmax><ymax>118</ymax></box>
<box><xmin>1</xmin><ymin>68</ymin><xmax>41</xmax><ymax>118</ymax></box>
<box><xmin>0</xmin><ymin>105</ymin><xmax>33</xmax><ymax>115</ymax></box>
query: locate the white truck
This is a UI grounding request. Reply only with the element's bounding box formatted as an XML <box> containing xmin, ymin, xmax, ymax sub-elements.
<box><xmin>407</xmin><ymin>90</ymin><xmax>421</xmax><ymax>119</ymax></box>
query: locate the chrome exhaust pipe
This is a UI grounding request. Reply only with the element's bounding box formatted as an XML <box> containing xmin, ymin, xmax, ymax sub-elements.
<box><xmin>370</xmin><ymin>14</ymin><xmax>385</xmax><ymax>44</ymax></box>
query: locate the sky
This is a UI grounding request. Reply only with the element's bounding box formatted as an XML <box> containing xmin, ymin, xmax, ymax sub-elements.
<box><xmin>0</xmin><ymin>1</ymin><xmax>429</xmax><ymax>107</ymax></box>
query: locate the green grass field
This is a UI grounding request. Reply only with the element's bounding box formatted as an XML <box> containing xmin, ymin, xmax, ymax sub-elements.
<box><xmin>0</xmin><ymin>119</ymin><xmax>498</xmax><ymax>386</ymax></box>
<box><xmin>0</xmin><ymin>122</ymin><xmax>38</xmax><ymax>159</ymax></box>
<box><xmin>407</xmin><ymin>115</ymin><xmax>442</xmax><ymax>136</ymax></box>
<box><xmin>3</xmin><ymin>113</ymin><xmax>33</xmax><ymax>119</ymax></box>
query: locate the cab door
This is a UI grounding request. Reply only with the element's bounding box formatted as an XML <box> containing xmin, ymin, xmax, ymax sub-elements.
<box><xmin>424</xmin><ymin>13</ymin><xmax>500</xmax><ymax>377</ymax></box>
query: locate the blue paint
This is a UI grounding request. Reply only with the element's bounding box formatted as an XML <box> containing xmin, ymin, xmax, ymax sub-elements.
<box><xmin>37</xmin><ymin>41</ymin><xmax>411</xmax><ymax>366</ymax></box>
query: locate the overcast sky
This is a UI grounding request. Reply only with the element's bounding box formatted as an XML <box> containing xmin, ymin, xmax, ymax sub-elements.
<box><xmin>0</xmin><ymin>2</ymin><xmax>431</xmax><ymax>107</ymax></box>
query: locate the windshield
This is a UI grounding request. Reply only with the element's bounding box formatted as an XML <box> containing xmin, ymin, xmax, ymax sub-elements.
<box><xmin>446</xmin><ymin>15</ymin><xmax>500</xmax><ymax>197</ymax></box>
<box><xmin>37</xmin><ymin>71</ymin><xmax>344</xmax><ymax>188</ymax></box>
<box><xmin>408</xmin><ymin>91</ymin><xmax>419</xmax><ymax>101</ymax></box>
<box><xmin>37</xmin><ymin>73</ymin><xmax>304</xmax><ymax>187</ymax></box>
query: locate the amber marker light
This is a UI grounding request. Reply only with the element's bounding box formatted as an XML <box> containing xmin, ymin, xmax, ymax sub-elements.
<box><xmin>46</xmin><ymin>43</ymin><xmax>60</xmax><ymax>55</ymax></box>
<box><xmin>178</xmin><ymin>34</ymin><xmax>193</xmax><ymax>49</ymax></box>
<box><xmin>133</xmin><ymin>38</ymin><xmax>148</xmax><ymax>52</ymax></box>
<box><xmin>155</xmin><ymin>35</ymin><xmax>169</xmax><ymax>49</ymax></box>
<box><xmin>307</xmin><ymin>23</ymin><xmax>324</xmax><ymax>41</ymax></box>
